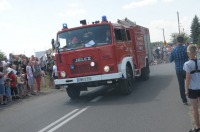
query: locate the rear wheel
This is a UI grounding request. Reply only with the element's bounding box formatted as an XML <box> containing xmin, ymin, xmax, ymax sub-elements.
<box><xmin>66</xmin><ymin>85</ymin><xmax>80</xmax><ymax>99</ymax></box>
<box><xmin>119</xmin><ymin>65</ymin><xmax>134</xmax><ymax>95</ymax></box>
<box><xmin>140</xmin><ymin>64</ymin><xmax>150</xmax><ymax>81</ymax></box>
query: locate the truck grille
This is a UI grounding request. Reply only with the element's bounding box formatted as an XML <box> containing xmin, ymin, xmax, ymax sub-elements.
<box><xmin>70</xmin><ymin>63</ymin><xmax>99</xmax><ymax>76</ymax></box>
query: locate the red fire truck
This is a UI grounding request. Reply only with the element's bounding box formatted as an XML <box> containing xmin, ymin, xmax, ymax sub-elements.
<box><xmin>52</xmin><ymin>16</ymin><xmax>152</xmax><ymax>99</ymax></box>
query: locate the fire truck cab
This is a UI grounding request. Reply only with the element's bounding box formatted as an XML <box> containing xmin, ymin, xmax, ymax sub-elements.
<box><xmin>52</xmin><ymin>16</ymin><xmax>152</xmax><ymax>99</ymax></box>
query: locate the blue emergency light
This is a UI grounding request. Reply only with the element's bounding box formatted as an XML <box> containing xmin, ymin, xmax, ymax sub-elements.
<box><xmin>102</xmin><ymin>16</ymin><xmax>107</xmax><ymax>22</ymax></box>
<box><xmin>63</xmin><ymin>23</ymin><xmax>68</xmax><ymax>29</ymax></box>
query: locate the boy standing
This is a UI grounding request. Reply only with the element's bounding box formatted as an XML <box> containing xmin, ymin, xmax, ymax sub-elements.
<box><xmin>183</xmin><ymin>44</ymin><xmax>200</xmax><ymax>132</ymax></box>
<box><xmin>5</xmin><ymin>78</ymin><xmax>12</xmax><ymax>102</ymax></box>
<box><xmin>0</xmin><ymin>66</ymin><xmax>6</xmax><ymax>105</ymax></box>
<box><xmin>17</xmin><ymin>72</ymin><xmax>24</xmax><ymax>98</ymax></box>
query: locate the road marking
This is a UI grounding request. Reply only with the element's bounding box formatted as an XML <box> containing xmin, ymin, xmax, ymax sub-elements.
<box><xmin>47</xmin><ymin>107</ymin><xmax>89</xmax><ymax>132</ymax></box>
<box><xmin>38</xmin><ymin>109</ymin><xmax>79</xmax><ymax>132</ymax></box>
<box><xmin>90</xmin><ymin>96</ymin><xmax>103</xmax><ymax>103</ymax></box>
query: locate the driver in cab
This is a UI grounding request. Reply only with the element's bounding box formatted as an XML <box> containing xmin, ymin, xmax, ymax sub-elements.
<box><xmin>105</xmin><ymin>30</ymin><xmax>111</xmax><ymax>43</ymax></box>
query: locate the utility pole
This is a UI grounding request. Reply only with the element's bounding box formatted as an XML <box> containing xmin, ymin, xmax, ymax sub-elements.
<box><xmin>162</xmin><ymin>28</ymin><xmax>166</xmax><ymax>42</ymax></box>
<box><xmin>177</xmin><ymin>11</ymin><xmax>181</xmax><ymax>35</ymax></box>
<box><xmin>162</xmin><ymin>28</ymin><xmax>166</xmax><ymax>46</ymax></box>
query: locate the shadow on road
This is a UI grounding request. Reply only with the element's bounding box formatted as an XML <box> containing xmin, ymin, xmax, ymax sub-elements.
<box><xmin>65</xmin><ymin>73</ymin><xmax>174</xmax><ymax>107</ymax></box>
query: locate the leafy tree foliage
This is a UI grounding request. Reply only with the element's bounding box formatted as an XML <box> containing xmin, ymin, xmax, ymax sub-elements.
<box><xmin>170</xmin><ymin>32</ymin><xmax>190</xmax><ymax>44</ymax></box>
<box><xmin>0</xmin><ymin>51</ymin><xmax>6</xmax><ymax>61</ymax></box>
<box><xmin>197</xmin><ymin>34</ymin><xmax>200</xmax><ymax>46</ymax></box>
<box><xmin>190</xmin><ymin>15</ymin><xmax>200</xmax><ymax>44</ymax></box>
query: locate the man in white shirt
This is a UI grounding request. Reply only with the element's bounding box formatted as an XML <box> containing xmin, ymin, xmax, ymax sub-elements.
<box><xmin>52</xmin><ymin>62</ymin><xmax>58</xmax><ymax>79</ymax></box>
<box><xmin>52</xmin><ymin>62</ymin><xmax>59</xmax><ymax>89</ymax></box>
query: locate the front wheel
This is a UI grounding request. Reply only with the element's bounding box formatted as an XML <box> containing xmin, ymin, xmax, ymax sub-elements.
<box><xmin>119</xmin><ymin>66</ymin><xmax>134</xmax><ymax>95</ymax></box>
<box><xmin>66</xmin><ymin>85</ymin><xmax>80</xmax><ymax>99</ymax></box>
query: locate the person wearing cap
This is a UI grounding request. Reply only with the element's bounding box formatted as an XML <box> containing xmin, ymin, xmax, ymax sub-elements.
<box><xmin>7</xmin><ymin>68</ymin><xmax>18</xmax><ymax>100</ymax></box>
<box><xmin>0</xmin><ymin>66</ymin><xmax>6</xmax><ymax>105</ymax></box>
<box><xmin>170</xmin><ymin>36</ymin><xmax>189</xmax><ymax>105</ymax></box>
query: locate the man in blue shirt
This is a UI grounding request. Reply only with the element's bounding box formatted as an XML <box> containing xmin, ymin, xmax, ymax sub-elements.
<box><xmin>170</xmin><ymin>36</ymin><xmax>189</xmax><ymax>105</ymax></box>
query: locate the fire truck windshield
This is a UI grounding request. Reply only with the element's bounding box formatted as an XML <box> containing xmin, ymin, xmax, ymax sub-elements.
<box><xmin>57</xmin><ymin>25</ymin><xmax>112</xmax><ymax>51</ymax></box>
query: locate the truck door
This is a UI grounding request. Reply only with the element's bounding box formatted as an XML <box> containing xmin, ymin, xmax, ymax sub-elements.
<box><xmin>114</xmin><ymin>28</ymin><xmax>129</xmax><ymax>63</ymax></box>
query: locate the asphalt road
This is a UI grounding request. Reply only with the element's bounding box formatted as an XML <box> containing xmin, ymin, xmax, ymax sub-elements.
<box><xmin>0</xmin><ymin>63</ymin><xmax>192</xmax><ymax>132</ymax></box>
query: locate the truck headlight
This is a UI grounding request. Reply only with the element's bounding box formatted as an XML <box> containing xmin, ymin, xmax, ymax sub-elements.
<box><xmin>60</xmin><ymin>71</ymin><xmax>66</xmax><ymax>78</ymax></box>
<box><xmin>90</xmin><ymin>61</ymin><xmax>95</xmax><ymax>67</ymax></box>
<box><xmin>104</xmin><ymin>66</ymin><xmax>110</xmax><ymax>72</ymax></box>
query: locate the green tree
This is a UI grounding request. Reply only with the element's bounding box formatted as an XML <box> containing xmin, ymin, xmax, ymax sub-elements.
<box><xmin>0</xmin><ymin>50</ymin><xmax>6</xmax><ymax>61</ymax></box>
<box><xmin>190</xmin><ymin>15</ymin><xmax>200</xmax><ymax>44</ymax></box>
<box><xmin>197</xmin><ymin>34</ymin><xmax>200</xmax><ymax>46</ymax></box>
<box><xmin>170</xmin><ymin>32</ymin><xmax>189</xmax><ymax>44</ymax></box>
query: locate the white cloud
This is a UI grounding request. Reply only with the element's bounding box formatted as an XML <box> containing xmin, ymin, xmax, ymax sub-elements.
<box><xmin>149</xmin><ymin>19</ymin><xmax>177</xmax><ymax>42</ymax></box>
<box><xmin>162</xmin><ymin>0</ymin><xmax>175</xmax><ymax>3</ymax></box>
<box><xmin>0</xmin><ymin>0</ymin><xmax>11</xmax><ymax>11</ymax></box>
<box><xmin>59</xmin><ymin>9</ymin><xmax>86</xmax><ymax>17</ymax></box>
<box><xmin>67</xmin><ymin>3</ymin><xmax>80</xmax><ymax>8</ymax></box>
<box><xmin>122</xmin><ymin>0</ymin><xmax>157</xmax><ymax>9</ymax></box>
<box><xmin>149</xmin><ymin>17</ymin><xmax>192</xmax><ymax>42</ymax></box>
<box><xmin>179</xmin><ymin>16</ymin><xmax>191</xmax><ymax>34</ymax></box>
<box><xmin>0</xmin><ymin>22</ymin><xmax>11</xmax><ymax>29</ymax></box>
<box><xmin>59</xmin><ymin>3</ymin><xmax>86</xmax><ymax>18</ymax></box>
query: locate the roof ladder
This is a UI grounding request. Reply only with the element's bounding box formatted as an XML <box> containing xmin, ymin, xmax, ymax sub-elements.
<box><xmin>117</xmin><ymin>17</ymin><xmax>136</xmax><ymax>27</ymax></box>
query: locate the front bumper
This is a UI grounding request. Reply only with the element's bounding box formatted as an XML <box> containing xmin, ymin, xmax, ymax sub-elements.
<box><xmin>54</xmin><ymin>72</ymin><xmax>123</xmax><ymax>85</ymax></box>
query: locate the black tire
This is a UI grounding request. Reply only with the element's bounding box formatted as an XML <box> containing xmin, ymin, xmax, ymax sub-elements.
<box><xmin>66</xmin><ymin>85</ymin><xmax>80</xmax><ymax>99</ymax></box>
<box><xmin>55</xmin><ymin>85</ymin><xmax>60</xmax><ymax>89</ymax></box>
<box><xmin>140</xmin><ymin>66</ymin><xmax>150</xmax><ymax>81</ymax></box>
<box><xmin>119</xmin><ymin>65</ymin><xmax>134</xmax><ymax>95</ymax></box>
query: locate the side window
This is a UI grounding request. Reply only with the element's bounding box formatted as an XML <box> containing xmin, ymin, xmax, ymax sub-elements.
<box><xmin>121</xmin><ymin>29</ymin><xmax>126</xmax><ymax>41</ymax></box>
<box><xmin>126</xmin><ymin>30</ymin><xmax>131</xmax><ymax>41</ymax></box>
<box><xmin>114</xmin><ymin>29</ymin><xmax>121</xmax><ymax>41</ymax></box>
<box><xmin>114</xmin><ymin>28</ymin><xmax>127</xmax><ymax>41</ymax></box>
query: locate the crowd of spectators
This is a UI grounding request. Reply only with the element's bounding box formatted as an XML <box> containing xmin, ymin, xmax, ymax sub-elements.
<box><xmin>0</xmin><ymin>53</ymin><xmax>55</xmax><ymax>106</ymax></box>
<box><xmin>152</xmin><ymin>43</ymin><xmax>200</xmax><ymax>65</ymax></box>
<box><xmin>152</xmin><ymin>45</ymin><xmax>173</xmax><ymax>64</ymax></box>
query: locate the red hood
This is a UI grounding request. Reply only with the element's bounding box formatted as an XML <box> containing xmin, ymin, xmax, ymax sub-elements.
<box><xmin>57</xmin><ymin>48</ymin><xmax>101</xmax><ymax>78</ymax></box>
<box><xmin>56</xmin><ymin>45</ymin><xmax>117</xmax><ymax>78</ymax></box>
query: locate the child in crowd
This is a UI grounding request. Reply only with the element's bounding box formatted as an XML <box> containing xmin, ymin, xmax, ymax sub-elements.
<box><xmin>183</xmin><ymin>44</ymin><xmax>200</xmax><ymax>132</ymax></box>
<box><xmin>0</xmin><ymin>66</ymin><xmax>6</xmax><ymax>105</ymax></box>
<box><xmin>21</xmin><ymin>73</ymin><xmax>27</xmax><ymax>96</ymax></box>
<box><xmin>17</xmin><ymin>72</ymin><xmax>24</xmax><ymax>98</ymax></box>
<box><xmin>5</xmin><ymin>78</ymin><xmax>12</xmax><ymax>102</ymax></box>
<box><xmin>41</xmin><ymin>70</ymin><xmax>46</xmax><ymax>88</ymax></box>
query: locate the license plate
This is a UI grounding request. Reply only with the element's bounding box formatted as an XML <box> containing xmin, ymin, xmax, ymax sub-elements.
<box><xmin>77</xmin><ymin>77</ymin><xmax>92</xmax><ymax>82</ymax></box>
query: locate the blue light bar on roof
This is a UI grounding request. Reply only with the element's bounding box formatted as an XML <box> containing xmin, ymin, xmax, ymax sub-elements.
<box><xmin>102</xmin><ymin>16</ymin><xmax>107</xmax><ymax>22</ymax></box>
<box><xmin>63</xmin><ymin>23</ymin><xmax>68</xmax><ymax>29</ymax></box>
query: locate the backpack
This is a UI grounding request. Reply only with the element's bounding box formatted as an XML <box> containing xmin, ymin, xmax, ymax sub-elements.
<box><xmin>190</xmin><ymin>59</ymin><xmax>200</xmax><ymax>74</ymax></box>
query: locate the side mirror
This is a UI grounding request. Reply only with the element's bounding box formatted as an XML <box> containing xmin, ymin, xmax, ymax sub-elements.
<box><xmin>51</xmin><ymin>39</ymin><xmax>60</xmax><ymax>49</ymax></box>
<box><xmin>54</xmin><ymin>42</ymin><xmax>60</xmax><ymax>48</ymax></box>
<box><xmin>51</xmin><ymin>39</ymin><xmax>55</xmax><ymax>50</ymax></box>
<box><xmin>51</xmin><ymin>39</ymin><xmax>54</xmax><ymax>45</ymax></box>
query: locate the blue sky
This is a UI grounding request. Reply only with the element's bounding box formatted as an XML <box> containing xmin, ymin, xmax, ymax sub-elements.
<box><xmin>0</xmin><ymin>0</ymin><xmax>199</xmax><ymax>57</ymax></box>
